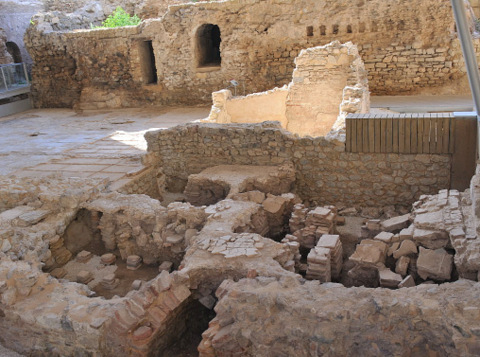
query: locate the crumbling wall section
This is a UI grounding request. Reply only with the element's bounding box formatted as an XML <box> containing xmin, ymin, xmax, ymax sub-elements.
<box><xmin>145</xmin><ymin>122</ymin><xmax>451</xmax><ymax>208</ymax></box>
<box><xmin>207</xmin><ymin>41</ymin><xmax>370</xmax><ymax>137</ymax></box>
<box><xmin>285</xmin><ymin>41</ymin><xmax>369</xmax><ymax>137</ymax></box>
<box><xmin>199</xmin><ymin>278</ymin><xmax>480</xmax><ymax>357</ymax></box>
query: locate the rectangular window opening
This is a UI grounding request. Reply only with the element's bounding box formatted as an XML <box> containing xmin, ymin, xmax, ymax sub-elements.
<box><xmin>306</xmin><ymin>26</ymin><xmax>314</xmax><ymax>37</ymax></box>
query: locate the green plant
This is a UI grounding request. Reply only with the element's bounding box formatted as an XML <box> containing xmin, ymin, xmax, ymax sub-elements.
<box><xmin>93</xmin><ymin>7</ymin><xmax>141</xmax><ymax>28</ymax></box>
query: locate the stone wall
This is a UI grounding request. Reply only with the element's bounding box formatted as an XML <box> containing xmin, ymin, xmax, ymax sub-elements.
<box><xmin>116</xmin><ymin>166</ymin><xmax>164</xmax><ymax>200</ymax></box>
<box><xmin>208</xmin><ymin>41</ymin><xmax>369</xmax><ymax>137</ymax></box>
<box><xmin>0</xmin><ymin>28</ymin><xmax>13</xmax><ymax>65</ymax></box>
<box><xmin>25</xmin><ymin>0</ymin><xmax>478</xmax><ymax>109</ymax></box>
<box><xmin>199</xmin><ymin>278</ymin><xmax>480</xmax><ymax>356</ymax></box>
<box><xmin>209</xmin><ymin>87</ymin><xmax>289</xmax><ymax>128</ymax></box>
<box><xmin>285</xmin><ymin>42</ymin><xmax>368</xmax><ymax>136</ymax></box>
<box><xmin>145</xmin><ymin>122</ymin><xmax>451</xmax><ymax>208</ymax></box>
<box><xmin>0</xmin><ymin>0</ymin><xmax>43</xmax><ymax>70</ymax></box>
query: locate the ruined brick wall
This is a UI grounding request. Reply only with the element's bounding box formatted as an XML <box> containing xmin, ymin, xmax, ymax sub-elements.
<box><xmin>25</xmin><ymin>0</ymin><xmax>477</xmax><ymax>109</ymax></box>
<box><xmin>145</xmin><ymin>122</ymin><xmax>451</xmax><ymax>208</ymax></box>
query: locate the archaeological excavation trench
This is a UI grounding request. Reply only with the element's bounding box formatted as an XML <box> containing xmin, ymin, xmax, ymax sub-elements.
<box><xmin>1</xmin><ymin>146</ymin><xmax>479</xmax><ymax>356</ymax></box>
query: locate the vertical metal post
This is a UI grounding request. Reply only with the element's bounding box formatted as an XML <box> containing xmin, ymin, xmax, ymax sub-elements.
<box><xmin>23</xmin><ymin>63</ymin><xmax>29</xmax><ymax>84</ymax></box>
<box><xmin>451</xmin><ymin>0</ymin><xmax>480</xmax><ymax>157</ymax></box>
<box><xmin>0</xmin><ymin>67</ymin><xmax>8</xmax><ymax>91</ymax></box>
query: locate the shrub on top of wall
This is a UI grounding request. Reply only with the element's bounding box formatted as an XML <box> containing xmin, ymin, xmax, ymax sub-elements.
<box><xmin>92</xmin><ymin>7</ymin><xmax>141</xmax><ymax>29</ymax></box>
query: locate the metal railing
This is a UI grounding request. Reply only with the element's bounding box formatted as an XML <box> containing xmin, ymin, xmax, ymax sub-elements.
<box><xmin>0</xmin><ymin>63</ymin><xmax>29</xmax><ymax>93</ymax></box>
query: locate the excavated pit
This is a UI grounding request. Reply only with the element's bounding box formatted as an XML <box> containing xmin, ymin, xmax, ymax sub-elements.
<box><xmin>0</xmin><ymin>162</ymin><xmax>478</xmax><ymax>356</ymax></box>
<box><xmin>164</xmin><ymin>299</ymin><xmax>216</xmax><ymax>357</ymax></box>
<box><xmin>44</xmin><ymin>207</ymin><xmax>184</xmax><ymax>299</ymax></box>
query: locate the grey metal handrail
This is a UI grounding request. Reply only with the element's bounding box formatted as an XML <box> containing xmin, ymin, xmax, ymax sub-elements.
<box><xmin>0</xmin><ymin>63</ymin><xmax>29</xmax><ymax>93</ymax></box>
<box><xmin>451</xmin><ymin>0</ymin><xmax>480</xmax><ymax>158</ymax></box>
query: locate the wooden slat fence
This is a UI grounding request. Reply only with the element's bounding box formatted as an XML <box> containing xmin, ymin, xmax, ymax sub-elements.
<box><xmin>346</xmin><ymin>113</ymin><xmax>455</xmax><ymax>154</ymax></box>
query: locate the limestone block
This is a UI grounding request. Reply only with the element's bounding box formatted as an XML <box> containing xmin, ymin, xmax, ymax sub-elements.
<box><xmin>414</xmin><ymin>211</ymin><xmax>444</xmax><ymax>231</ymax></box>
<box><xmin>51</xmin><ymin>268</ymin><xmax>67</xmax><ymax>279</ymax></box>
<box><xmin>413</xmin><ymin>229</ymin><xmax>449</xmax><ymax>249</ymax></box>
<box><xmin>263</xmin><ymin>196</ymin><xmax>288</xmax><ymax>214</ymax></box>
<box><xmin>395</xmin><ymin>256</ymin><xmax>410</xmax><ymax>277</ymax></box>
<box><xmin>393</xmin><ymin>240</ymin><xmax>417</xmax><ymax>259</ymax></box>
<box><xmin>154</xmin><ymin>271</ymin><xmax>172</xmax><ymax>292</ymax></box>
<box><xmin>166</xmin><ymin>235</ymin><xmax>184</xmax><ymax>244</ymax></box>
<box><xmin>374</xmin><ymin>232</ymin><xmax>394</xmax><ymax>243</ymax></box>
<box><xmin>387</xmin><ymin>242</ymin><xmax>400</xmax><ymax>257</ymax></box>
<box><xmin>159</xmin><ymin>261</ymin><xmax>173</xmax><ymax>272</ymax></box>
<box><xmin>399</xmin><ymin>225</ymin><xmax>414</xmax><ymax>240</ymax></box>
<box><xmin>381</xmin><ymin>214</ymin><xmax>410</xmax><ymax>232</ymax></box>
<box><xmin>379</xmin><ymin>268</ymin><xmax>403</xmax><ymax>288</ymax></box>
<box><xmin>398</xmin><ymin>275</ymin><xmax>416</xmax><ymax>288</ymax></box>
<box><xmin>350</xmin><ymin>244</ymin><xmax>385</xmax><ymax>266</ymax></box>
<box><xmin>417</xmin><ymin>247</ymin><xmax>453</xmax><ymax>281</ymax></box>
<box><xmin>15</xmin><ymin>209</ymin><xmax>50</xmax><ymax>227</ymax></box>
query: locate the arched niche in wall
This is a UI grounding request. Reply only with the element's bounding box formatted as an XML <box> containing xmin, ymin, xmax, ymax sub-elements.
<box><xmin>195</xmin><ymin>24</ymin><xmax>221</xmax><ymax>68</ymax></box>
<box><xmin>6</xmin><ymin>41</ymin><xmax>22</xmax><ymax>63</ymax></box>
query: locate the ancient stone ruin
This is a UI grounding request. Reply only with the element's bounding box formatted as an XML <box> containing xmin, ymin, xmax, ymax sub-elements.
<box><xmin>2</xmin><ymin>0</ymin><xmax>480</xmax><ymax>356</ymax></box>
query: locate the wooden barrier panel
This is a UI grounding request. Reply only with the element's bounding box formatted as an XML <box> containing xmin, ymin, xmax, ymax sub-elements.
<box><xmin>346</xmin><ymin>113</ymin><xmax>455</xmax><ymax>154</ymax></box>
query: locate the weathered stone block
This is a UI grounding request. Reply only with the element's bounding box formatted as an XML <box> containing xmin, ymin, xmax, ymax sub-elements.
<box><xmin>381</xmin><ymin>214</ymin><xmax>410</xmax><ymax>232</ymax></box>
<box><xmin>417</xmin><ymin>247</ymin><xmax>453</xmax><ymax>281</ymax></box>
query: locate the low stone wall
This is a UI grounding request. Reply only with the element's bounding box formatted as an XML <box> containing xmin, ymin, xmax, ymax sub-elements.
<box><xmin>209</xmin><ymin>87</ymin><xmax>288</xmax><ymax>128</ymax></box>
<box><xmin>199</xmin><ymin>278</ymin><xmax>480</xmax><ymax>356</ymax></box>
<box><xmin>145</xmin><ymin>122</ymin><xmax>451</xmax><ymax>208</ymax></box>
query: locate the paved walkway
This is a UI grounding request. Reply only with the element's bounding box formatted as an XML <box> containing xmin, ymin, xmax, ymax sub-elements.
<box><xmin>371</xmin><ymin>94</ymin><xmax>474</xmax><ymax>113</ymax></box>
<box><xmin>0</xmin><ymin>106</ymin><xmax>210</xmax><ymax>186</ymax></box>
<box><xmin>0</xmin><ymin>95</ymin><xmax>475</xmax><ymax>189</ymax></box>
